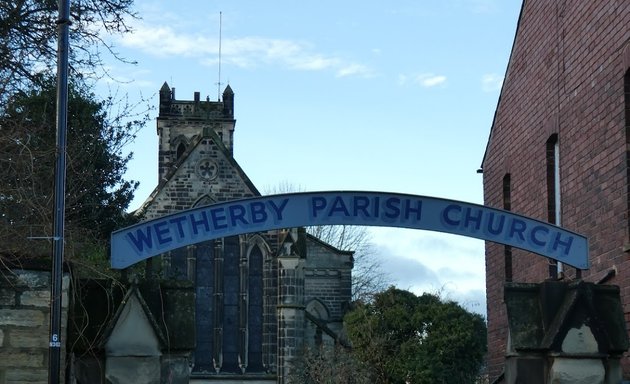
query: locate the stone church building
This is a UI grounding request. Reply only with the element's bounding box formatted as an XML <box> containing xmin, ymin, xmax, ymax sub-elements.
<box><xmin>0</xmin><ymin>83</ymin><xmax>353</xmax><ymax>384</ymax></box>
<box><xmin>131</xmin><ymin>83</ymin><xmax>353</xmax><ymax>383</ymax></box>
<box><xmin>481</xmin><ymin>1</ymin><xmax>630</xmax><ymax>382</ymax></box>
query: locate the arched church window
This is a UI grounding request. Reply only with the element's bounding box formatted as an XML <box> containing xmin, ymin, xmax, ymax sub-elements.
<box><xmin>246</xmin><ymin>245</ymin><xmax>264</xmax><ymax>372</ymax></box>
<box><xmin>220</xmin><ymin>236</ymin><xmax>241</xmax><ymax>373</ymax></box>
<box><xmin>306</xmin><ymin>299</ymin><xmax>330</xmax><ymax>347</ymax></box>
<box><xmin>192</xmin><ymin>239</ymin><xmax>215</xmax><ymax>372</ymax></box>
<box><xmin>306</xmin><ymin>299</ymin><xmax>330</xmax><ymax>321</ymax></box>
<box><xmin>191</xmin><ymin>231</ymin><xmax>266</xmax><ymax>374</ymax></box>
<box><xmin>193</xmin><ymin>195</ymin><xmax>215</xmax><ymax>207</ymax></box>
<box><xmin>176</xmin><ymin>142</ymin><xmax>186</xmax><ymax>160</ymax></box>
<box><xmin>546</xmin><ymin>134</ymin><xmax>560</xmax><ymax>278</ymax></box>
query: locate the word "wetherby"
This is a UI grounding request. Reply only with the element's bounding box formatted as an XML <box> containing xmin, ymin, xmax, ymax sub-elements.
<box><xmin>127</xmin><ymin>199</ymin><xmax>289</xmax><ymax>252</ymax></box>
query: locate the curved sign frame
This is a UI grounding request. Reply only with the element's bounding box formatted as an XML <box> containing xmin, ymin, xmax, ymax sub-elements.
<box><xmin>111</xmin><ymin>191</ymin><xmax>589</xmax><ymax>270</ymax></box>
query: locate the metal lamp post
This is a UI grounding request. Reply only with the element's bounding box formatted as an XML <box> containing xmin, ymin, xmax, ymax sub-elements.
<box><xmin>49</xmin><ymin>0</ymin><xmax>70</xmax><ymax>382</ymax></box>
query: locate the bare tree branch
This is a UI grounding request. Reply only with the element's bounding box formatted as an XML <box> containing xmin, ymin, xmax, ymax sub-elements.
<box><xmin>266</xmin><ymin>182</ymin><xmax>390</xmax><ymax>301</ymax></box>
<box><xmin>0</xmin><ymin>0</ymin><xmax>138</xmax><ymax>105</ymax></box>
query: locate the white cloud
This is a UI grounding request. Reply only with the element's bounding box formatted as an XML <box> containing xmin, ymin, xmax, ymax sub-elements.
<box><xmin>289</xmin><ymin>55</ymin><xmax>340</xmax><ymax>71</ymax></box>
<box><xmin>119</xmin><ymin>24</ymin><xmax>210</xmax><ymax>57</ymax></box>
<box><xmin>481</xmin><ymin>73</ymin><xmax>504</xmax><ymax>92</ymax></box>
<box><xmin>336</xmin><ymin>63</ymin><xmax>374</xmax><ymax>78</ymax></box>
<box><xmin>399</xmin><ymin>73</ymin><xmax>447</xmax><ymax>88</ymax></box>
<box><xmin>370</xmin><ymin>228</ymin><xmax>486</xmax><ymax>316</ymax></box>
<box><xmin>373</xmin><ymin>247</ymin><xmax>442</xmax><ymax>290</ymax></box>
<box><xmin>116</xmin><ymin>20</ymin><xmax>371</xmax><ymax>78</ymax></box>
<box><xmin>417</xmin><ymin>74</ymin><xmax>447</xmax><ymax>87</ymax></box>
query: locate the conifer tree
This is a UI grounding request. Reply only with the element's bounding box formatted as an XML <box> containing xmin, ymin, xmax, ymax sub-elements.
<box><xmin>0</xmin><ymin>79</ymin><xmax>145</xmax><ymax>261</ymax></box>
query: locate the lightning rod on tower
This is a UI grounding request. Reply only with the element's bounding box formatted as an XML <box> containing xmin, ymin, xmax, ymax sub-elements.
<box><xmin>217</xmin><ymin>11</ymin><xmax>222</xmax><ymax>101</ymax></box>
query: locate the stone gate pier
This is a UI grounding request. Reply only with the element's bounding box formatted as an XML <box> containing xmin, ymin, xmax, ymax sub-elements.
<box><xmin>503</xmin><ymin>280</ymin><xmax>629</xmax><ymax>384</ymax></box>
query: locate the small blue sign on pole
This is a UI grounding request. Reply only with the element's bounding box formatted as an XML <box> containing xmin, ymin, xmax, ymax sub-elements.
<box><xmin>111</xmin><ymin>191</ymin><xmax>589</xmax><ymax>270</ymax></box>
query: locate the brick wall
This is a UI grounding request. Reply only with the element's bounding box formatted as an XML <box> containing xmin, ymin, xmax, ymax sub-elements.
<box><xmin>0</xmin><ymin>269</ymin><xmax>69</xmax><ymax>384</ymax></box>
<box><xmin>482</xmin><ymin>1</ymin><xmax>630</xmax><ymax>380</ymax></box>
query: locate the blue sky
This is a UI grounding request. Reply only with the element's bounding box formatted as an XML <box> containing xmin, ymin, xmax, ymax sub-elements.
<box><xmin>100</xmin><ymin>0</ymin><xmax>522</xmax><ymax>315</ymax></box>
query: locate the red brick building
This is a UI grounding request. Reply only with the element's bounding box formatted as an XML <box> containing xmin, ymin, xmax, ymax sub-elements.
<box><xmin>481</xmin><ymin>1</ymin><xmax>630</xmax><ymax>381</ymax></box>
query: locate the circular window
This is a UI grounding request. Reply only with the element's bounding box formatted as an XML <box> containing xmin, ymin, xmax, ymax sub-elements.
<box><xmin>196</xmin><ymin>159</ymin><xmax>219</xmax><ymax>180</ymax></box>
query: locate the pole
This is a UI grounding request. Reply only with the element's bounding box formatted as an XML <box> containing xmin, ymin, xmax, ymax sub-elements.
<box><xmin>49</xmin><ymin>0</ymin><xmax>70</xmax><ymax>382</ymax></box>
<box><xmin>217</xmin><ymin>11</ymin><xmax>222</xmax><ymax>101</ymax></box>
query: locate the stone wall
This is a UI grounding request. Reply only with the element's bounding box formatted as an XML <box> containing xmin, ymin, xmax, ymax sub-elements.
<box><xmin>276</xmin><ymin>253</ymin><xmax>305</xmax><ymax>384</ymax></box>
<box><xmin>142</xmin><ymin>131</ymin><xmax>258</xmax><ymax>219</ymax></box>
<box><xmin>0</xmin><ymin>269</ymin><xmax>69</xmax><ymax>384</ymax></box>
<box><xmin>304</xmin><ymin>239</ymin><xmax>352</xmax><ymax>323</ymax></box>
<box><xmin>503</xmin><ymin>281</ymin><xmax>628</xmax><ymax>384</ymax></box>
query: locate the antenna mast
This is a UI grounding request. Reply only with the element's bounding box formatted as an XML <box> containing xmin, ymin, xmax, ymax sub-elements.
<box><xmin>217</xmin><ymin>11</ymin><xmax>222</xmax><ymax>101</ymax></box>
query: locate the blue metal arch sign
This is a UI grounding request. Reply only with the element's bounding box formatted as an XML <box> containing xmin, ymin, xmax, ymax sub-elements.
<box><xmin>111</xmin><ymin>191</ymin><xmax>589</xmax><ymax>270</ymax></box>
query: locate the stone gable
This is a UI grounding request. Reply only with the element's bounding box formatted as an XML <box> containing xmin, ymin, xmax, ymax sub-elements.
<box><xmin>125</xmin><ymin>85</ymin><xmax>353</xmax><ymax>383</ymax></box>
<box><xmin>142</xmin><ymin>134</ymin><xmax>258</xmax><ymax>220</ymax></box>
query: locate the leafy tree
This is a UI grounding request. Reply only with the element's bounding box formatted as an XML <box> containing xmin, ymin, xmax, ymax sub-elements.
<box><xmin>0</xmin><ymin>78</ymin><xmax>145</xmax><ymax>262</ymax></box>
<box><xmin>0</xmin><ymin>0</ymin><xmax>138</xmax><ymax>104</ymax></box>
<box><xmin>345</xmin><ymin>287</ymin><xmax>487</xmax><ymax>384</ymax></box>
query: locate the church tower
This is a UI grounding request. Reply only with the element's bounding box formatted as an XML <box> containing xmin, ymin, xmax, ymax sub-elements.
<box><xmin>135</xmin><ymin>82</ymin><xmax>353</xmax><ymax>383</ymax></box>
<box><xmin>157</xmin><ymin>82</ymin><xmax>236</xmax><ymax>182</ymax></box>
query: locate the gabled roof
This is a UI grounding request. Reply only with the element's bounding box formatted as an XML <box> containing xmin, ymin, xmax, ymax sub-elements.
<box><xmin>306</xmin><ymin>233</ymin><xmax>354</xmax><ymax>256</ymax></box>
<box><xmin>479</xmin><ymin>3</ymin><xmax>525</xmax><ymax>172</ymax></box>
<box><xmin>101</xmin><ymin>285</ymin><xmax>167</xmax><ymax>353</ymax></box>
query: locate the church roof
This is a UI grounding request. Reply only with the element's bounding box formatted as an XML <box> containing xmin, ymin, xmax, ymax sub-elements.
<box><xmin>102</xmin><ymin>285</ymin><xmax>167</xmax><ymax>353</ymax></box>
<box><xmin>478</xmin><ymin>3</ymin><xmax>524</xmax><ymax>172</ymax></box>
<box><xmin>160</xmin><ymin>81</ymin><xmax>170</xmax><ymax>92</ymax></box>
<box><xmin>306</xmin><ymin>233</ymin><xmax>354</xmax><ymax>256</ymax></box>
